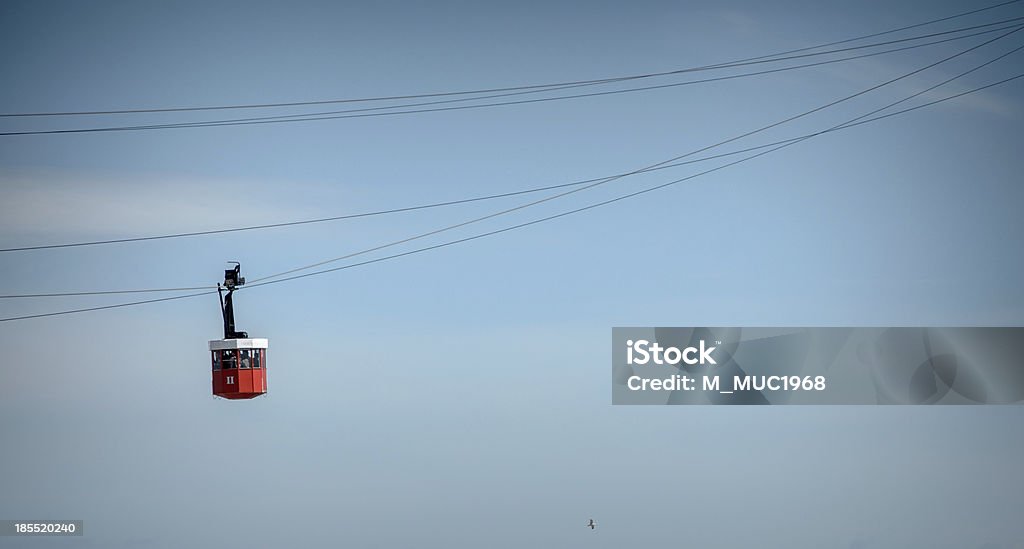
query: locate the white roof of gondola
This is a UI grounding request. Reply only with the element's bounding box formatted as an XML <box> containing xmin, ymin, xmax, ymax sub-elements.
<box><xmin>208</xmin><ymin>338</ymin><xmax>269</xmax><ymax>351</ymax></box>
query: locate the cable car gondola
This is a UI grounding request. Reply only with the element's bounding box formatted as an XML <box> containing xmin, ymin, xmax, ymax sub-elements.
<box><xmin>209</xmin><ymin>263</ymin><xmax>268</xmax><ymax>399</ymax></box>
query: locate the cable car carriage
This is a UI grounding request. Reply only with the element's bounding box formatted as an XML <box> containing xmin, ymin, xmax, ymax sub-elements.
<box><xmin>209</xmin><ymin>263</ymin><xmax>268</xmax><ymax>399</ymax></box>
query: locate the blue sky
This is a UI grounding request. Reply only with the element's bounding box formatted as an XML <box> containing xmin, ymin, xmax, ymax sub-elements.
<box><xmin>1</xmin><ymin>1</ymin><xmax>1023</xmax><ymax>548</ymax></box>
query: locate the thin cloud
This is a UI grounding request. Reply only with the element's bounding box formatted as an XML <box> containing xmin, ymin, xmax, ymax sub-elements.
<box><xmin>0</xmin><ymin>168</ymin><xmax>329</xmax><ymax>239</ymax></box>
<box><xmin>808</xmin><ymin>51</ymin><xmax>1021</xmax><ymax>117</ymax></box>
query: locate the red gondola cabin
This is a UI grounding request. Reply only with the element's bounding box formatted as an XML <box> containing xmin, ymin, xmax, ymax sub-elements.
<box><xmin>210</xmin><ymin>338</ymin><xmax>268</xmax><ymax>399</ymax></box>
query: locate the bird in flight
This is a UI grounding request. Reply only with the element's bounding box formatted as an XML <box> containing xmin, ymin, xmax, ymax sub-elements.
<box><xmin>587</xmin><ymin>519</ymin><xmax>596</xmax><ymax>530</ymax></box>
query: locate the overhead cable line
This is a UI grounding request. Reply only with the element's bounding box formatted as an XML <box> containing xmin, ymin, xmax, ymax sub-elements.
<box><xmin>2</xmin><ymin>70</ymin><xmax>1021</xmax><ymax>322</ymax></box>
<box><xmin>1</xmin><ymin>0</ymin><xmax>1018</xmax><ymax>118</ymax></box>
<box><xmin>245</xmin><ymin>26</ymin><xmax>1024</xmax><ymax>285</ymax></box>
<box><xmin>2</xmin><ymin>17</ymin><xmax>1023</xmax><ymax>136</ymax></box>
<box><xmin>3</xmin><ymin>28</ymin><xmax>1019</xmax><ymax>299</ymax></box>
<box><xmin>89</xmin><ymin>19</ymin><xmax>1024</xmax><ymax>128</ymax></box>
<box><xmin>713</xmin><ymin>0</ymin><xmax>1022</xmax><ymax>62</ymax></box>
<box><xmin>0</xmin><ymin>290</ymin><xmax>217</xmax><ymax>322</ymax></box>
<box><xmin>242</xmin><ymin>72</ymin><xmax>1024</xmax><ymax>292</ymax></box>
<box><xmin>2</xmin><ymin>23</ymin><xmax>1021</xmax><ymax>259</ymax></box>
<box><xmin>0</xmin><ymin>286</ymin><xmax>216</xmax><ymax>299</ymax></box>
<box><xmin>41</xmin><ymin>20</ymin><xmax>1024</xmax><ymax>133</ymax></box>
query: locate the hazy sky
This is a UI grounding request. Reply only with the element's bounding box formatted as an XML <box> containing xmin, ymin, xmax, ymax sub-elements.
<box><xmin>1</xmin><ymin>1</ymin><xmax>1023</xmax><ymax>548</ymax></box>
